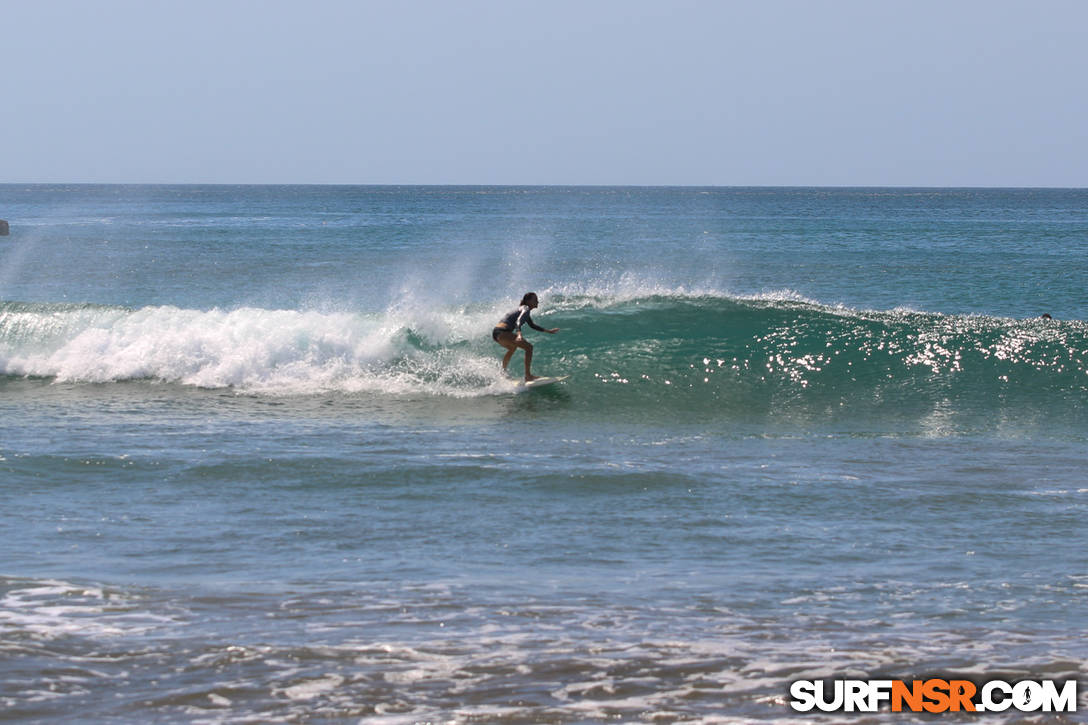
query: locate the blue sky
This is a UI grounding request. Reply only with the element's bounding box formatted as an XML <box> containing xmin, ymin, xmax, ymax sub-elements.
<box><xmin>3</xmin><ymin>0</ymin><xmax>1086</xmax><ymax>185</ymax></box>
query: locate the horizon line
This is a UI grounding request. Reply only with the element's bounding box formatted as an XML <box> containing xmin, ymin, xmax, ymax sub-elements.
<box><xmin>2</xmin><ymin>182</ymin><xmax>1087</xmax><ymax>191</ymax></box>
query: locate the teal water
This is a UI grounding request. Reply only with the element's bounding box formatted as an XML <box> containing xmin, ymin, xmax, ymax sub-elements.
<box><xmin>1</xmin><ymin>186</ymin><xmax>1086</xmax><ymax>721</ymax></box>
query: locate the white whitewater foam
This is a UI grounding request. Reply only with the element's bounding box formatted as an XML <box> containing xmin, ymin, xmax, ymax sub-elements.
<box><xmin>0</xmin><ymin>303</ymin><xmax>511</xmax><ymax>396</ymax></box>
<box><xmin>0</xmin><ymin>578</ymin><xmax>173</xmax><ymax>640</ymax></box>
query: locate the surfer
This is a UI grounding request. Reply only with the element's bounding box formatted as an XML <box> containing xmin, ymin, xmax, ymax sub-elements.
<box><xmin>492</xmin><ymin>292</ymin><xmax>559</xmax><ymax>381</ymax></box>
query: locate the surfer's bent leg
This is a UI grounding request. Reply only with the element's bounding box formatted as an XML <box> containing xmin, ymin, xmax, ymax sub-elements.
<box><xmin>493</xmin><ymin>328</ymin><xmax>535</xmax><ymax>381</ymax></box>
<box><xmin>521</xmin><ymin>340</ymin><xmax>535</xmax><ymax>381</ymax></box>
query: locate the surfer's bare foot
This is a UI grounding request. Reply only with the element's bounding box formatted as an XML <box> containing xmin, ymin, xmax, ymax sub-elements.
<box><xmin>525</xmin><ymin>374</ymin><xmax>540</xmax><ymax>382</ymax></box>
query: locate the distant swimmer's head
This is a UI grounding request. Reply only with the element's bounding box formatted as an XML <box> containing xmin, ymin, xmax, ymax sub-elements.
<box><xmin>1041</xmin><ymin>313</ymin><xmax>1053</xmax><ymax>320</ymax></box>
<box><xmin>521</xmin><ymin>292</ymin><xmax>539</xmax><ymax>308</ymax></box>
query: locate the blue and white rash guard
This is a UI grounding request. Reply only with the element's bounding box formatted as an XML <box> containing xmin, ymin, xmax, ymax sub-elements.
<box><xmin>496</xmin><ymin>305</ymin><xmax>547</xmax><ymax>333</ymax></box>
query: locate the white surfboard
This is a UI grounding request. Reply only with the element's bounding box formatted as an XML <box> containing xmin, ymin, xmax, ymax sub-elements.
<box><xmin>519</xmin><ymin>375</ymin><xmax>569</xmax><ymax>389</ymax></box>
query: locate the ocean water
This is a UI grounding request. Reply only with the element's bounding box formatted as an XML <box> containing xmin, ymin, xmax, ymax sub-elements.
<box><xmin>1</xmin><ymin>185</ymin><xmax>1086</xmax><ymax>722</ymax></box>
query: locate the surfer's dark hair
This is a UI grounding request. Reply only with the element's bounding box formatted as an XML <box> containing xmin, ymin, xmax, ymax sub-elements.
<box><xmin>520</xmin><ymin>292</ymin><xmax>537</xmax><ymax>306</ymax></box>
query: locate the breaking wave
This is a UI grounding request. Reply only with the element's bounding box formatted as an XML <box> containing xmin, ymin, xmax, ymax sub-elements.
<box><xmin>2</xmin><ymin>293</ymin><xmax>1085</xmax><ymax>432</ymax></box>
